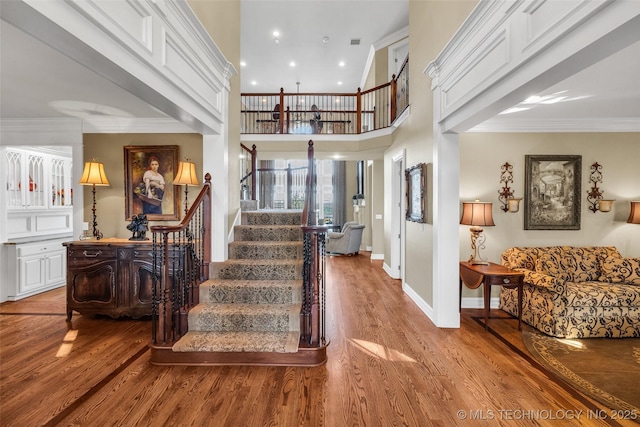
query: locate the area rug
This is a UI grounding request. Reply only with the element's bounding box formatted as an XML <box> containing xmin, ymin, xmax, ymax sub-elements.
<box><xmin>522</xmin><ymin>329</ymin><xmax>640</xmax><ymax>412</ymax></box>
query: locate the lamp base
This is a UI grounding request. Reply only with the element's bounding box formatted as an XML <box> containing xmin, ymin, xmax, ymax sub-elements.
<box><xmin>469</xmin><ymin>258</ymin><xmax>489</xmax><ymax>265</ymax></box>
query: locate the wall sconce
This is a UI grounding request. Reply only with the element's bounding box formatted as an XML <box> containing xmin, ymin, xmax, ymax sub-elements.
<box><xmin>628</xmin><ymin>201</ymin><xmax>640</xmax><ymax>224</ymax></box>
<box><xmin>174</xmin><ymin>160</ymin><xmax>199</xmax><ymax>216</ymax></box>
<box><xmin>79</xmin><ymin>159</ymin><xmax>110</xmax><ymax>240</ymax></box>
<box><xmin>506</xmin><ymin>197</ymin><xmax>523</xmax><ymax>213</ymax></box>
<box><xmin>460</xmin><ymin>200</ymin><xmax>495</xmax><ymax>265</ymax></box>
<box><xmin>597</xmin><ymin>199</ymin><xmax>615</xmax><ymax>212</ymax></box>
<box><xmin>498</xmin><ymin>162</ymin><xmax>521</xmax><ymax>212</ymax></box>
<box><xmin>587</xmin><ymin>162</ymin><xmax>614</xmax><ymax>213</ymax></box>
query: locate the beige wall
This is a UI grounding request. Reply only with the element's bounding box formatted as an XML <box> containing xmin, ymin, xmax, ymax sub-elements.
<box><xmin>83</xmin><ymin>133</ymin><xmax>203</xmax><ymax>239</ymax></box>
<box><xmin>384</xmin><ymin>1</ymin><xmax>477</xmax><ymax>305</ymax></box>
<box><xmin>459</xmin><ymin>132</ymin><xmax>640</xmax><ymax>300</ymax></box>
<box><xmin>189</xmin><ymin>0</ymin><xmax>242</xmax><ymax>234</ymax></box>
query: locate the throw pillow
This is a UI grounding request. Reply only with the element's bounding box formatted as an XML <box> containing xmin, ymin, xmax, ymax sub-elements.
<box><xmin>536</xmin><ymin>253</ymin><xmax>572</xmax><ymax>282</ymax></box>
<box><xmin>599</xmin><ymin>257</ymin><xmax>640</xmax><ymax>285</ymax></box>
<box><xmin>566</xmin><ymin>247</ymin><xmax>602</xmax><ymax>282</ymax></box>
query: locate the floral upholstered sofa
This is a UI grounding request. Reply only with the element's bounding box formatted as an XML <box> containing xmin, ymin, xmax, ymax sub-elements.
<box><xmin>499</xmin><ymin>246</ymin><xmax>640</xmax><ymax>338</ymax></box>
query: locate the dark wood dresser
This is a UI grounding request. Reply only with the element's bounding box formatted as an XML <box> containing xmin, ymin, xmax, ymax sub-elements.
<box><xmin>64</xmin><ymin>238</ymin><xmax>154</xmax><ymax>320</ymax></box>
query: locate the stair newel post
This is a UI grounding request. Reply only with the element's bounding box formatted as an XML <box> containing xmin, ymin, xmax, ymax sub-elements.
<box><xmin>286</xmin><ymin>163</ymin><xmax>293</xmax><ymax>209</ymax></box>
<box><xmin>356</xmin><ymin>87</ymin><xmax>362</xmax><ymax>134</ymax></box>
<box><xmin>390</xmin><ymin>74</ymin><xmax>397</xmax><ymax>123</ymax></box>
<box><xmin>251</xmin><ymin>145</ymin><xmax>257</xmax><ymax>202</ymax></box>
<box><xmin>279</xmin><ymin>88</ymin><xmax>285</xmax><ymax>134</ymax></box>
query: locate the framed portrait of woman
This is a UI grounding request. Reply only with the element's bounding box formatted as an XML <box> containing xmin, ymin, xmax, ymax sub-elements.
<box><xmin>124</xmin><ymin>145</ymin><xmax>180</xmax><ymax>221</ymax></box>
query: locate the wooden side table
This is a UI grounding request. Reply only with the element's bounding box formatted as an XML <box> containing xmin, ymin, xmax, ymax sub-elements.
<box><xmin>459</xmin><ymin>261</ymin><xmax>524</xmax><ymax>331</ymax></box>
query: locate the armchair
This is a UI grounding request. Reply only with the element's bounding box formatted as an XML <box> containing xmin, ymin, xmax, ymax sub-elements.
<box><xmin>326</xmin><ymin>222</ymin><xmax>365</xmax><ymax>255</ymax></box>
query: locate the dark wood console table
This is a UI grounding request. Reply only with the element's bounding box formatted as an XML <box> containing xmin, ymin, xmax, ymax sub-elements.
<box><xmin>459</xmin><ymin>261</ymin><xmax>524</xmax><ymax>331</ymax></box>
<box><xmin>64</xmin><ymin>238</ymin><xmax>155</xmax><ymax>320</ymax></box>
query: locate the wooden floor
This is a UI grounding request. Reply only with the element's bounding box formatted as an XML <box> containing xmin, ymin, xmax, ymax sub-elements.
<box><xmin>1</xmin><ymin>253</ymin><xmax>635</xmax><ymax>426</ymax></box>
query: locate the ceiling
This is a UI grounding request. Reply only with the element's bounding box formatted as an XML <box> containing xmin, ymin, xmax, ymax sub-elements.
<box><xmin>1</xmin><ymin>1</ymin><xmax>639</xmax><ymax>133</ymax></box>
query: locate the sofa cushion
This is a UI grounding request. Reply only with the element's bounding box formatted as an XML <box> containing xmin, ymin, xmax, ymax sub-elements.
<box><xmin>536</xmin><ymin>254</ymin><xmax>572</xmax><ymax>282</ymax></box>
<box><xmin>565</xmin><ymin>281</ymin><xmax>640</xmax><ymax>307</ymax></box>
<box><xmin>600</xmin><ymin>257</ymin><xmax>640</xmax><ymax>285</ymax></box>
<box><xmin>565</xmin><ymin>247</ymin><xmax>602</xmax><ymax>282</ymax></box>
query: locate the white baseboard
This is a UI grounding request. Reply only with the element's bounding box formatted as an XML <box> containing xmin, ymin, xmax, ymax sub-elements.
<box><xmin>370</xmin><ymin>253</ymin><xmax>384</xmax><ymax>260</ymax></box>
<box><xmin>382</xmin><ymin>262</ymin><xmax>400</xmax><ymax>279</ymax></box>
<box><xmin>402</xmin><ymin>281</ymin><xmax>434</xmax><ymax>320</ymax></box>
<box><xmin>460</xmin><ymin>297</ymin><xmax>500</xmax><ymax>309</ymax></box>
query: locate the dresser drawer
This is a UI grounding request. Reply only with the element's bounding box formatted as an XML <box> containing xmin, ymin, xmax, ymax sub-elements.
<box><xmin>67</xmin><ymin>247</ymin><xmax>117</xmax><ymax>266</ymax></box>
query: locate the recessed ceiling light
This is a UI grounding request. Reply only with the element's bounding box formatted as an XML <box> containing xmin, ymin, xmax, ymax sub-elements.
<box><xmin>337</xmin><ymin>81</ymin><xmax>343</xmax><ymax>85</ymax></box>
<box><xmin>240</xmin><ymin>61</ymin><xmax>246</xmax><ymax>67</ymax></box>
<box><xmin>322</xmin><ymin>36</ymin><xmax>330</xmax><ymax>43</ymax></box>
<box><xmin>290</xmin><ymin>61</ymin><xmax>296</xmax><ymax>67</ymax></box>
<box><xmin>251</xmin><ymin>81</ymin><xmax>257</xmax><ymax>86</ymax></box>
<box><xmin>273</xmin><ymin>31</ymin><xmax>280</xmax><ymax>37</ymax></box>
<box><xmin>339</xmin><ymin>61</ymin><xmax>345</xmax><ymax>67</ymax></box>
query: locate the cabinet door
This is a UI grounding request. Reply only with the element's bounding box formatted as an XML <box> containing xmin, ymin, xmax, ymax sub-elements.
<box><xmin>44</xmin><ymin>249</ymin><xmax>66</xmax><ymax>286</ymax></box>
<box><xmin>26</xmin><ymin>152</ymin><xmax>46</xmax><ymax>209</ymax></box>
<box><xmin>50</xmin><ymin>156</ymin><xmax>73</xmax><ymax>207</ymax></box>
<box><xmin>19</xmin><ymin>255</ymin><xmax>45</xmax><ymax>294</ymax></box>
<box><xmin>5</xmin><ymin>149</ymin><xmax>25</xmax><ymax>209</ymax></box>
<box><xmin>131</xmin><ymin>250</ymin><xmax>154</xmax><ymax>308</ymax></box>
<box><xmin>67</xmin><ymin>260</ymin><xmax>117</xmax><ymax>307</ymax></box>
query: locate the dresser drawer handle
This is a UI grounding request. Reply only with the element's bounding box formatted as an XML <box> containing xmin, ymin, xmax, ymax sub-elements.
<box><xmin>503</xmin><ymin>278</ymin><xmax>511</xmax><ymax>284</ymax></box>
<box><xmin>82</xmin><ymin>250</ymin><xmax>103</xmax><ymax>258</ymax></box>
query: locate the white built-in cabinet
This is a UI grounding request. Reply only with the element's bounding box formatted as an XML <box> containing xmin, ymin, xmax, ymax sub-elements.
<box><xmin>5</xmin><ymin>238</ymin><xmax>68</xmax><ymax>300</ymax></box>
<box><xmin>2</xmin><ymin>147</ymin><xmax>73</xmax><ymax>300</ymax></box>
<box><xmin>4</xmin><ymin>147</ymin><xmax>73</xmax><ymax>239</ymax></box>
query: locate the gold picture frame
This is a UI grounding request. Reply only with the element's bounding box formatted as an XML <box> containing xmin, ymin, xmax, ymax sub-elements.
<box><xmin>124</xmin><ymin>145</ymin><xmax>180</xmax><ymax>221</ymax></box>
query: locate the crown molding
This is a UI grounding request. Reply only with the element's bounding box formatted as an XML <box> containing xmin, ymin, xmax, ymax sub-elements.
<box><xmin>81</xmin><ymin>117</ymin><xmax>196</xmax><ymax>133</ymax></box>
<box><xmin>468</xmin><ymin>118</ymin><xmax>640</xmax><ymax>133</ymax></box>
<box><xmin>0</xmin><ymin>118</ymin><xmax>82</xmax><ymax>133</ymax></box>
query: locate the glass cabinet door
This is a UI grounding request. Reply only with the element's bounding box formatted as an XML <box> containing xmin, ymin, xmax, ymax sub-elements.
<box><xmin>27</xmin><ymin>153</ymin><xmax>46</xmax><ymax>209</ymax></box>
<box><xmin>50</xmin><ymin>157</ymin><xmax>72</xmax><ymax>207</ymax></box>
<box><xmin>6</xmin><ymin>149</ymin><xmax>24</xmax><ymax>208</ymax></box>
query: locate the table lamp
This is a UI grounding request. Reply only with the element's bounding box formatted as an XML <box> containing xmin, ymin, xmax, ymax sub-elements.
<box><xmin>174</xmin><ymin>161</ymin><xmax>199</xmax><ymax>216</ymax></box>
<box><xmin>79</xmin><ymin>160</ymin><xmax>110</xmax><ymax>240</ymax></box>
<box><xmin>460</xmin><ymin>200</ymin><xmax>495</xmax><ymax>265</ymax></box>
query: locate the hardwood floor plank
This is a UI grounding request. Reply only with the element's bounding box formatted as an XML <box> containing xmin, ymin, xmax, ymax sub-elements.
<box><xmin>2</xmin><ymin>253</ymin><xmax>635</xmax><ymax>426</ymax></box>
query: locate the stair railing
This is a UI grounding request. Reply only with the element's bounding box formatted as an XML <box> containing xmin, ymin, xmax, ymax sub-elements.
<box><xmin>240</xmin><ymin>57</ymin><xmax>408</xmax><ymax>135</ymax></box>
<box><xmin>300</xmin><ymin>140</ymin><xmax>328</xmax><ymax>347</ymax></box>
<box><xmin>150</xmin><ymin>173</ymin><xmax>212</xmax><ymax>346</ymax></box>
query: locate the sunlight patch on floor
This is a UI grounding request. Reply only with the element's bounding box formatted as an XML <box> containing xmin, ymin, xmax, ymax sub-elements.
<box><xmin>56</xmin><ymin>329</ymin><xmax>79</xmax><ymax>357</ymax></box>
<box><xmin>350</xmin><ymin>338</ymin><xmax>416</xmax><ymax>362</ymax></box>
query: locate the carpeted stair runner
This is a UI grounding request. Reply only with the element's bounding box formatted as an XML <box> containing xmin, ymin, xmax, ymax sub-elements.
<box><xmin>173</xmin><ymin>210</ymin><xmax>303</xmax><ymax>353</ymax></box>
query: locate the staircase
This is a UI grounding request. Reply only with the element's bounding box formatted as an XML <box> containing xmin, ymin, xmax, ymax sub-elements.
<box><xmin>150</xmin><ymin>209</ymin><xmax>327</xmax><ymax>366</ymax></box>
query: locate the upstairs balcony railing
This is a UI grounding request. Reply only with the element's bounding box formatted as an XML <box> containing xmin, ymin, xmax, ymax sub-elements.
<box><xmin>241</xmin><ymin>57</ymin><xmax>408</xmax><ymax>135</ymax></box>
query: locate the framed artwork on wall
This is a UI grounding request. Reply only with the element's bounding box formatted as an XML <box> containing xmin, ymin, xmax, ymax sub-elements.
<box><xmin>524</xmin><ymin>154</ymin><xmax>582</xmax><ymax>230</ymax></box>
<box><xmin>405</xmin><ymin>162</ymin><xmax>426</xmax><ymax>223</ymax></box>
<box><xmin>124</xmin><ymin>145</ymin><xmax>180</xmax><ymax>221</ymax></box>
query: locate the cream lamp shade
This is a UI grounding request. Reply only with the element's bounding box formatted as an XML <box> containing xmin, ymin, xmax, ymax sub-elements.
<box><xmin>79</xmin><ymin>161</ymin><xmax>110</xmax><ymax>186</ymax></box>
<box><xmin>628</xmin><ymin>201</ymin><xmax>640</xmax><ymax>224</ymax></box>
<box><xmin>174</xmin><ymin>161</ymin><xmax>199</xmax><ymax>186</ymax></box>
<box><xmin>175</xmin><ymin>161</ymin><xmax>199</xmax><ymax>216</ymax></box>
